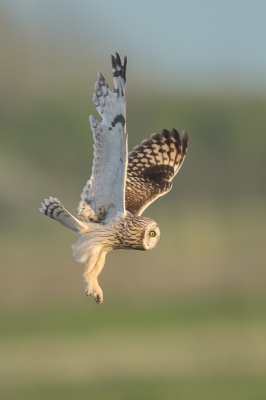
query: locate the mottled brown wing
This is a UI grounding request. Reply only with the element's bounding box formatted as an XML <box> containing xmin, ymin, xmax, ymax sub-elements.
<box><xmin>125</xmin><ymin>129</ymin><xmax>188</xmax><ymax>216</ymax></box>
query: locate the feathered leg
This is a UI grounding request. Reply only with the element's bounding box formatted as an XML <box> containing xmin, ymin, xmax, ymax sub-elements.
<box><xmin>83</xmin><ymin>245</ymin><xmax>107</xmax><ymax>304</ymax></box>
<box><xmin>89</xmin><ymin>250</ymin><xmax>107</xmax><ymax>304</ymax></box>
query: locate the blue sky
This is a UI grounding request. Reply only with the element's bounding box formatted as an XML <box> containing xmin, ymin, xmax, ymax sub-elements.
<box><xmin>3</xmin><ymin>0</ymin><xmax>266</xmax><ymax>92</ymax></box>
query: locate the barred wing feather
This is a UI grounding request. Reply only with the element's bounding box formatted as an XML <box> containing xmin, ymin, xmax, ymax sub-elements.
<box><xmin>125</xmin><ymin>129</ymin><xmax>188</xmax><ymax>216</ymax></box>
<box><xmin>78</xmin><ymin>53</ymin><xmax>128</xmax><ymax>222</ymax></box>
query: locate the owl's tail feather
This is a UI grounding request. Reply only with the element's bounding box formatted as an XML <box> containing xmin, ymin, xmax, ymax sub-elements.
<box><xmin>40</xmin><ymin>197</ymin><xmax>89</xmax><ymax>234</ymax></box>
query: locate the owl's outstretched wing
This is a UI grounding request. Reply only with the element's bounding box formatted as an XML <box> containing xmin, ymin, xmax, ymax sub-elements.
<box><xmin>125</xmin><ymin>129</ymin><xmax>188</xmax><ymax>216</ymax></box>
<box><xmin>78</xmin><ymin>53</ymin><xmax>128</xmax><ymax>222</ymax></box>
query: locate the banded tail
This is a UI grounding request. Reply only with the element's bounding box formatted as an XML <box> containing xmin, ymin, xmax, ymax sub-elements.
<box><xmin>40</xmin><ymin>197</ymin><xmax>89</xmax><ymax>234</ymax></box>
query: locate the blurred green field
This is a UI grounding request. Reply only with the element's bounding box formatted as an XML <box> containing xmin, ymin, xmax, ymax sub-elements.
<box><xmin>1</xmin><ymin>6</ymin><xmax>266</xmax><ymax>399</ymax></box>
<box><xmin>1</xmin><ymin>296</ymin><xmax>266</xmax><ymax>400</ymax></box>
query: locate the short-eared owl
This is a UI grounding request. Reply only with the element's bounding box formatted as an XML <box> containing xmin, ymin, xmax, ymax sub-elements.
<box><xmin>40</xmin><ymin>53</ymin><xmax>188</xmax><ymax>304</ymax></box>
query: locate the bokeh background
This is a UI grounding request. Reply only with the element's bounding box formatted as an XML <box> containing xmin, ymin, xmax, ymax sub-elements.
<box><xmin>1</xmin><ymin>1</ymin><xmax>266</xmax><ymax>399</ymax></box>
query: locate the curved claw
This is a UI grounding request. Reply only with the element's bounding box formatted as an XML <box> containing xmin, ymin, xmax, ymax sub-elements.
<box><xmin>94</xmin><ymin>293</ymin><xmax>103</xmax><ymax>304</ymax></box>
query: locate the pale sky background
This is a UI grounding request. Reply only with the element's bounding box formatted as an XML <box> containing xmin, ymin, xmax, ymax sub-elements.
<box><xmin>2</xmin><ymin>0</ymin><xmax>266</xmax><ymax>93</ymax></box>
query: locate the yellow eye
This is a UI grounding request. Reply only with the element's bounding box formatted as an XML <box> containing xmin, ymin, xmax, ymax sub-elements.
<box><xmin>149</xmin><ymin>230</ymin><xmax>156</xmax><ymax>237</ymax></box>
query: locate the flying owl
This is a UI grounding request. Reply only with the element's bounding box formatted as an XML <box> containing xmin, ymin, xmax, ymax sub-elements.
<box><xmin>40</xmin><ymin>53</ymin><xmax>188</xmax><ymax>304</ymax></box>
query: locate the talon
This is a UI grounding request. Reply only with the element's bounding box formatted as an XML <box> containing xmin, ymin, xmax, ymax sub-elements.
<box><xmin>94</xmin><ymin>294</ymin><xmax>103</xmax><ymax>304</ymax></box>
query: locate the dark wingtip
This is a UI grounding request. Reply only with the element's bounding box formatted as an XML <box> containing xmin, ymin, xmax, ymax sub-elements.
<box><xmin>161</xmin><ymin>128</ymin><xmax>171</xmax><ymax>140</ymax></box>
<box><xmin>170</xmin><ymin>128</ymin><xmax>181</xmax><ymax>145</ymax></box>
<box><xmin>115</xmin><ymin>52</ymin><xmax>121</xmax><ymax>66</ymax></box>
<box><xmin>111</xmin><ymin>52</ymin><xmax>127</xmax><ymax>67</ymax></box>
<box><xmin>111</xmin><ymin>52</ymin><xmax>127</xmax><ymax>84</ymax></box>
<box><xmin>181</xmin><ymin>130</ymin><xmax>188</xmax><ymax>154</ymax></box>
<box><xmin>182</xmin><ymin>130</ymin><xmax>188</xmax><ymax>141</ymax></box>
<box><xmin>111</xmin><ymin>54</ymin><xmax>116</xmax><ymax>69</ymax></box>
<box><xmin>151</xmin><ymin>132</ymin><xmax>161</xmax><ymax>141</ymax></box>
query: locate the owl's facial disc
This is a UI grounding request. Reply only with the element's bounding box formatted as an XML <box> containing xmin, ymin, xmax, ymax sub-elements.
<box><xmin>142</xmin><ymin>222</ymin><xmax>161</xmax><ymax>250</ymax></box>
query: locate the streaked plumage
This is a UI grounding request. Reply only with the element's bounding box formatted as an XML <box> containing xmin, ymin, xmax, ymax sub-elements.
<box><xmin>40</xmin><ymin>53</ymin><xmax>188</xmax><ymax>304</ymax></box>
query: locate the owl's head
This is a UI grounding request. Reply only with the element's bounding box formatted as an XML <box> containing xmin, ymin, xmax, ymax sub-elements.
<box><xmin>142</xmin><ymin>221</ymin><xmax>161</xmax><ymax>250</ymax></box>
<box><xmin>121</xmin><ymin>214</ymin><xmax>161</xmax><ymax>251</ymax></box>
